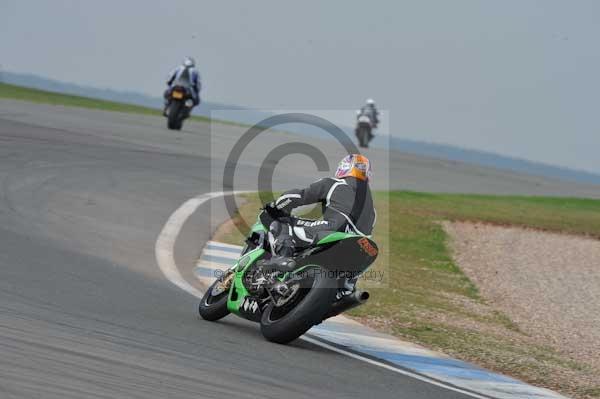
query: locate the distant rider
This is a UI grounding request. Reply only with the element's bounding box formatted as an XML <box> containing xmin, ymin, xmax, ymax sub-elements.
<box><xmin>262</xmin><ymin>154</ymin><xmax>376</xmax><ymax>276</ymax></box>
<box><xmin>163</xmin><ymin>57</ymin><xmax>201</xmax><ymax>115</ymax></box>
<box><xmin>358</xmin><ymin>98</ymin><xmax>379</xmax><ymax>129</ymax></box>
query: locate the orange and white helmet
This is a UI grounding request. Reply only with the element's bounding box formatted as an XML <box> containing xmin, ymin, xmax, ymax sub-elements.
<box><xmin>335</xmin><ymin>154</ymin><xmax>372</xmax><ymax>181</ymax></box>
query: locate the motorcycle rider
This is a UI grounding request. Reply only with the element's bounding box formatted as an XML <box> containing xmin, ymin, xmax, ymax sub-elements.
<box><xmin>163</xmin><ymin>57</ymin><xmax>201</xmax><ymax>116</ymax></box>
<box><xmin>262</xmin><ymin>154</ymin><xmax>376</xmax><ymax>276</ymax></box>
<box><xmin>359</xmin><ymin>98</ymin><xmax>379</xmax><ymax>128</ymax></box>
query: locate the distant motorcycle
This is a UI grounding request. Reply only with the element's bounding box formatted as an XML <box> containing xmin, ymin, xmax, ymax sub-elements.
<box><xmin>355</xmin><ymin>112</ymin><xmax>373</xmax><ymax>148</ymax></box>
<box><xmin>164</xmin><ymin>85</ymin><xmax>194</xmax><ymax>130</ymax></box>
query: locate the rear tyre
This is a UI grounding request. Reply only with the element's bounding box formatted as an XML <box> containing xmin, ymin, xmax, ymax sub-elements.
<box><xmin>260</xmin><ymin>266</ymin><xmax>337</xmax><ymax>344</ymax></box>
<box><xmin>167</xmin><ymin>101</ymin><xmax>183</xmax><ymax>130</ymax></box>
<box><xmin>199</xmin><ymin>278</ymin><xmax>230</xmax><ymax>321</ymax></box>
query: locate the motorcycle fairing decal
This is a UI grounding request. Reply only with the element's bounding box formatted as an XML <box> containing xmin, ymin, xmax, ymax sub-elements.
<box><xmin>241</xmin><ymin>297</ymin><xmax>260</xmax><ymax>313</ymax></box>
<box><xmin>227</xmin><ymin>248</ymin><xmax>265</xmax><ymax>315</ymax></box>
<box><xmin>237</xmin><ymin>294</ymin><xmax>263</xmax><ymax>322</ymax></box>
<box><xmin>357</xmin><ymin>237</ymin><xmax>378</xmax><ymax>257</ymax></box>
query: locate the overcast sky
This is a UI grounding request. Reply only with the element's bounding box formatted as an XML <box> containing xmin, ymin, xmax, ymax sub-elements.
<box><xmin>2</xmin><ymin>1</ymin><xmax>599</xmax><ymax>173</ymax></box>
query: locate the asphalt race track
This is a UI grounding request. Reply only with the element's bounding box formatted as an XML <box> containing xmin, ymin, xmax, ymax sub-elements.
<box><xmin>1</xmin><ymin>100</ymin><xmax>599</xmax><ymax>399</ymax></box>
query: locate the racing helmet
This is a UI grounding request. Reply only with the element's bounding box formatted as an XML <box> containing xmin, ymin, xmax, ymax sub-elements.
<box><xmin>183</xmin><ymin>57</ymin><xmax>196</xmax><ymax>68</ymax></box>
<box><xmin>366</xmin><ymin>98</ymin><xmax>375</xmax><ymax>105</ymax></box>
<box><xmin>335</xmin><ymin>154</ymin><xmax>372</xmax><ymax>181</ymax></box>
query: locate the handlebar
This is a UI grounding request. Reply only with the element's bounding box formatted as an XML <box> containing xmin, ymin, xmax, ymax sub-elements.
<box><xmin>260</xmin><ymin>205</ymin><xmax>292</xmax><ymax>226</ymax></box>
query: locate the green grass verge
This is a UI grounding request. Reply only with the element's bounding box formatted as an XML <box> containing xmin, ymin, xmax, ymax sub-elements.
<box><xmin>214</xmin><ymin>191</ymin><xmax>600</xmax><ymax>398</ymax></box>
<box><xmin>0</xmin><ymin>82</ymin><xmax>214</xmax><ymax>122</ymax></box>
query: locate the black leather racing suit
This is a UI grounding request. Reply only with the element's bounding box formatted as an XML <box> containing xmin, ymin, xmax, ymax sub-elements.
<box><xmin>267</xmin><ymin>176</ymin><xmax>376</xmax><ymax>256</ymax></box>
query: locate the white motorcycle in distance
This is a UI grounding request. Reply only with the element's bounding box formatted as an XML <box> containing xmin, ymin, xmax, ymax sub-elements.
<box><xmin>355</xmin><ymin>110</ymin><xmax>374</xmax><ymax>148</ymax></box>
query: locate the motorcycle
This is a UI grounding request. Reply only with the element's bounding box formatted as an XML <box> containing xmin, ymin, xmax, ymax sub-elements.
<box><xmin>355</xmin><ymin>112</ymin><xmax>373</xmax><ymax>148</ymax></box>
<box><xmin>199</xmin><ymin>208</ymin><xmax>378</xmax><ymax>344</ymax></box>
<box><xmin>165</xmin><ymin>85</ymin><xmax>194</xmax><ymax>130</ymax></box>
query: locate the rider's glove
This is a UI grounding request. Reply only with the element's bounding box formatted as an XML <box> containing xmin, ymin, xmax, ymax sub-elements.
<box><xmin>264</xmin><ymin>201</ymin><xmax>286</xmax><ymax>219</ymax></box>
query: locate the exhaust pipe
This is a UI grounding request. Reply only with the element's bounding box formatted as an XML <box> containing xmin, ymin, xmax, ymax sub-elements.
<box><xmin>324</xmin><ymin>290</ymin><xmax>370</xmax><ymax>320</ymax></box>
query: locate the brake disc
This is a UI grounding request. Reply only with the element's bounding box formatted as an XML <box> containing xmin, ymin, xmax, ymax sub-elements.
<box><xmin>211</xmin><ymin>271</ymin><xmax>234</xmax><ymax>296</ymax></box>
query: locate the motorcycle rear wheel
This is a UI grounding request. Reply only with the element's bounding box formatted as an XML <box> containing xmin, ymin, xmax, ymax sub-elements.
<box><xmin>260</xmin><ymin>266</ymin><xmax>336</xmax><ymax>344</ymax></box>
<box><xmin>167</xmin><ymin>101</ymin><xmax>184</xmax><ymax>130</ymax></box>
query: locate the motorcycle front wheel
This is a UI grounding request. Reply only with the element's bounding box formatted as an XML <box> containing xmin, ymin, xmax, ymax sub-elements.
<box><xmin>199</xmin><ymin>275</ymin><xmax>231</xmax><ymax>321</ymax></box>
<box><xmin>359</xmin><ymin>127</ymin><xmax>370</xmax><ymax>148</ymax></box>
<box><xmin>260</xmin><ymin>266</ymin><xmax>337</xmax><ymax>344</ymax></box>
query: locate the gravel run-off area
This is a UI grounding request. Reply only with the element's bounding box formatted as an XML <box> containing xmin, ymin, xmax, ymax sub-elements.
<box><xmin>444</xmin><ymin>222</ymin><xmax>600</xmax><ymax>374</ymax></box>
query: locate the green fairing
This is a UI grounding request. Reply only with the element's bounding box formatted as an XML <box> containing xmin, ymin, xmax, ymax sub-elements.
<box><xmin>251</xmin><ymin>219</ymin><xmax>267</xmax><ymax>233</ymax></box>
<box><xmin>227</xmin><ymin>227</ymin><xmax>369</xmax><ymax>314</ymax></box>
<box><xmin>316</xmin><ymin>231</ymin><xmax>361</xmax><ymax>245</ymax></box>
<box><xmin>227</xmin><ymin>248</ymin><xmax>265</xmax><ymax>314</ymax></box>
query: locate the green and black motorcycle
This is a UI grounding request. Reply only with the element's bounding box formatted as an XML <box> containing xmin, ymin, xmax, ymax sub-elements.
<box><xmin>199</xmin><ymin>208</ymin><xmax>378</xmax><ymax>344</ymax></box>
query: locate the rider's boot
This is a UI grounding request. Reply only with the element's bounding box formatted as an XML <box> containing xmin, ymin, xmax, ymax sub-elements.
<box><xmin>259</xmin><ymin>234</ymin><xmax>296</xmax><ymax>273</ymax></box>
<box><xmin>335</xmin><ymin>276</ymin><xmax>358</xmax><ymax>300</ymax></box>
<box><xmin>260</xmin><ymin>255</ymin><xmax>296</xmax><ymax>273</ymax></box>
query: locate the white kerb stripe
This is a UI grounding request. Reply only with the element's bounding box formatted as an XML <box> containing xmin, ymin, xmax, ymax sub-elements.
<box><xmin>301</xmin><ymin>336</ymin><xmax>490</xmax><ymax>399</ymax></box>
<box><xmin>207</xmin><ymin>240</ymin><xmax>244</xmax><ymax>250</ymax></box>
<box><xmin>155</xmin><ymin>190</ymin><xmax>251</xmax><ymax>298</ymax></box>
<box><xmin>202</xmin><ymin>248</ymin><xmax>240</xmax><ymax>259</ymax></box>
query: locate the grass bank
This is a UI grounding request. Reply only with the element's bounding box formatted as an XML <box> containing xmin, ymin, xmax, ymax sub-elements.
<box><xmin>214</xmin><ymin>191</ymin><xmax>600</xmax><ymax>398</ymax></box>
<box><xmin>0</xmin><ymin>82</ymin><xmax>211</xmax><ymax>122</ymax></box>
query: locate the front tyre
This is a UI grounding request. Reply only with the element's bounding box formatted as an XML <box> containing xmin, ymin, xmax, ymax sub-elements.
<box><xmin>199</xmin><ymin>277</ymin><xmax>231</xmax><ymax>321</ymax></box>
<box><xmin>260</xmin><ymin>266</ymin><xmax>337</xmax><ymax>344</ymax></box>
